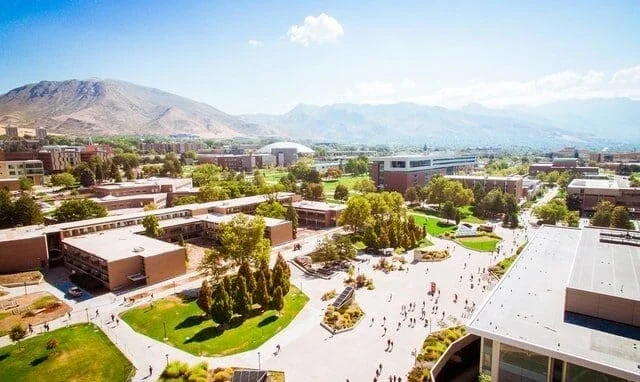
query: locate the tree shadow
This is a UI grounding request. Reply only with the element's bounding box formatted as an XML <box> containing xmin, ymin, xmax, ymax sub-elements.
<box><xmin>175</xmin><ymin>315</ymin><xmax>206</xmax><ymax>330</ymax></box>
<box><xmin>258</xmin><ymin>315</ymin><xmax>278</xmax><ymax>327</ymax></box>
<box><xmin>30</xmin><ymin>355</ymin><xmax>49</xmax><ymax>366</ymax></box>
<box><xmin>0</xmin><ymin>353</ymin><xmax>9</xmax><ymax>362</ymax></box>
<box><xmin>184</xmin><ymin>326</ymin><xmax>223</xmax><ymax>343</ymax></box>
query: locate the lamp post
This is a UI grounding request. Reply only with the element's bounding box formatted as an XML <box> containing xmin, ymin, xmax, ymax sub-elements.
<box><xmin>165</xmin><ymin>353</ymin><xmax>169</xmax><ymax>366</ymax></box>
<box><xmin>85</xmin><ymin>308</ymin><xmax>89</xmax><ymax>322</ymax></box>
<box><xmin>163</xmin><ymin>321</ymin><xmax>168</xmax><ymax>341</ymax></box>
<box><xmin>23</xmin><ymin>281</ymin><xmax>27</xmax><ymax>296</ymax></box>
<box><xmin>258</xmin><ymin>352</ymin><xmax>261</xmax><ymax>370</ymax></box>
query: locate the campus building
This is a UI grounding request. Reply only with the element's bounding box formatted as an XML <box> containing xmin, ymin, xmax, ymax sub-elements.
<box><xmin>292</xmin><ymin>200</ymin><xmax>345</xmax><ymax>228</ymax></box>
<box><xmin>197</xmin><ymin>153</ymin><xmax>276</xmax><ymax>172</ymax></box>
<box><xmin>0</xmin><ymin>159</ymin><xmax>45</xmax><ymax>185</ymax></box>
<box><xmin>369</xmin><ymin>153</ymin><xmax>477</xmax><ymax>193</ymax></box>
<box><xmin>92</xmin><ymin>178</ymin><xmax>195</xmax><ymax>210</ymax></box>
<box><xmin>567</xmin><ymin>178</ymin><xmax>640</xmax><ymax>216</ymax></box>
<box><xmin>257</xmin><ymin>141</ymin><xmax>314</xmax><ymax>167</ymax></box>
<box><xmin>444</xmin><ymin>175</ymin><xmax>525</xmax><ymax>200</ymax></box>
<box><xmin>469</xmin><ymin>226</ymin><xmax>640</xmax><ymax>382</ymax></box>
<box><xmin>138</xmin><ymin>141</ymin><xmax>206</xmax><ymax>154</ymax></box>
<box><xmin>0</xmin><ymin>193</ymin><xmax>299</xmax><ymax>289</ymax></box>
<box><xmin>529</xmin><ymin>158</ymin><xmax>599</xmax><ymax>177</ymax></box>
<box><xmin>0</xmin><ymin>147</ymin><xmax>81</xmax><ymax>174</ymax></box>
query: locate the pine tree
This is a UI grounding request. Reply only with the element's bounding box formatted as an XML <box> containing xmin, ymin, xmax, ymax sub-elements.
<box><xmin>222</xmin><ymin>276</ymin><xmax>233</xmax><ymax>296</ymax></box>
<box><xmin>210</xmin><ymin>283</ymin><xmax>233</xmax><ymax>327</ymax></box>
<box><xmin>233</xmin><ymin>276</ymin><xmax>252</xmax><ymax>317</ymax></box>
<box><xmin>271</xmin><ymin>260</ymin><xmax>284</xmax><ymax>296</ymax></box>
<box><xmin>259</xmin><ymin>258</ymin><xmax>271</xmax><ymax>291</ymax></box>
<box><xmin>253</xmin><ymin>270</ymin><xmax>270</xmax><ymax>310</ymax></box>
<box><xmin>238</xmin><ymin>262</ymin><xmax>256</xmax><ymax>294</ymax></box>
<box><xmin>275</xmin><ymin>253</ymin><xmax>291</xmax><ymax>281</ymax></box>
<box><xmin>270</xmin><ymin>286</ymin><xmax>284</xmax><ymax>313</ymax></box>
<box><xmin>285</xmin><ymin>203</ymin><xmax>299</xmax><ymax>239</ymax></box>
<box><xmin>196</xmin><ymin>280</ymin><xmax>213</xmax><ymax>317</ymax></box>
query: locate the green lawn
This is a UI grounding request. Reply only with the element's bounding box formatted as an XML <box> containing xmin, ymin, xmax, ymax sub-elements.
<box><xmin>490</xmin><ymin>255</ymin><xmax>517</xmax><ymax>278</ymax></box>
<box><xmin>455</xmin><ymin>236</ymin><xmax>501</xmax><ymax>252</ymax></box>
<box><xmin>410</xmin><ymin>213</ymin><xmax>457</xmax><ymax>236</ymax></box>
<box><xmin>0</xmin><ymin>324</ymin><xmax>134</xmax><ymax>382</ymax></box>
<box><xmin>260</xmin><ymin>168</ymin><xmax>289</xmax><ymax>184</ymax></box>
<box><xmin>121</xmin><ymin>285</ymin><xmax>309</xmax><ymax>357</ymax></box>
<box><xmin>322</xmin><ymin>174</ymin><xmax>370</xmax><ymax>197</ymax></box>
<box><xmin>457</xmin><ymin>205</ymin><xmax>487</xmax><ymax>224</ymax></box>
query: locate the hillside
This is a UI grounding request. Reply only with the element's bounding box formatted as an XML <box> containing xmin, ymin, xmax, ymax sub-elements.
<box><xmin>0</xmin><ymin>79</ymin><xmax>277</xmax><ymax>138</ymax></box>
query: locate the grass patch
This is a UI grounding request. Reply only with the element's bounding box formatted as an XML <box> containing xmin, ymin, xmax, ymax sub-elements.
<box><xmin>455</xmin><ymin>236</ymin><xmax>501</xmax><ymax>252</ymax></box>
<box><xmin>408</xmin><ymin>326</ymin><xmax>467</xmax><ymax>382</ymax></box>
<box><xmin>121</xmin><ymin>285</ymin><xmax>308</xmax><ymax>357</ymax></box>
<box><xmin>0</xmin><ymin>324</ymin><xmax>133</xmax><ymax>382</ymax></box>
<box><xmin>323</xmin><ymin>302</ymin><xmax>364</xmax><ymax>331</ymax></box>
<box><xmin>352</xmin><ymin>241</ymin><xmax>367</xmax><ymax>250</ymax></box>
<box><xmin>0</xmin><ymin>271</ymin><xmax>42</xmax><ymax>286</ymax></box>
<box><xmin>489</xmin><ymin>255</ymin><xmax>517</xmax><ymax>278</ymax></box>
<box><xmin>411</xmin><ymin>214</ymin><xmax>457</xmax><ymax>236</ymax></box>
<box><xmin>322</xmin><ymin>174</ymin><xmax>370</xmax><ymax>197</ymax></box>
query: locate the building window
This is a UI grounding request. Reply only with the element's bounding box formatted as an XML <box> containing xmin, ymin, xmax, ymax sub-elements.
<box><xmin>565</xmin><ymin>363</ymin><xmax>626</xmax><ymax>382</ymax></box>
<box><xmin>390</xmin><ymin>161</ymin><xmax>406</xmax><ymax>168</ymax></box>
<box><xmin>481</xmin><ymin>338</ymin><xmax>493</xmax><ymax>374</ymax></box>
<box><xmin>410</xmin><ymin>159</ymin><xmax>431</xmax><ymax>167</ymax></box>
<box><xmin>499</xmin><ymin>343</ymin><xmax>548</xmax><ymax>382</ymax></box>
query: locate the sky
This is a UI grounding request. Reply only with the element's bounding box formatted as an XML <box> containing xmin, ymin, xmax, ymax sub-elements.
<box><xmin>1</xmin><ymin>0</ymin><xmax>639</xmax><ymax>114</ymax></box>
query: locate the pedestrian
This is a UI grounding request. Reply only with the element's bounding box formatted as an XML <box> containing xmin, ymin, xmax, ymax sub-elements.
<box><xmin>371</xmin><ymin>317</ymin><xmax>375</xmax><ymax>326</ymax></box>
<box><xmin>383</xmin><ymin>327</ymin><xmax>387</xmax><ymax>335</ymax></box>
<box><xmin>389</xmin><ymin>293</ymin><xmax>392</xmax><ymax>301</ymax></box>
<box><xmin>379</xmin><ymin>363</ymin><xmax>382</xmax><ymax>371</ymax></box>
<box><xmin>28</xmin><ymin>323</ymin><xmax>33</xmax><ymax>333</ymax></box>
<box><xmin>67</xmin><ymin>312</ymin><xmax>71</xmax><ymax>319</ymax></box>
<box><xmin>95</xmin><ymin>309</ymin><xmax>99</xmax><ymax>317</ymax></box>
<box><xmin>111</xmin><ymin>313</ymin><xmax>115</xmax><ymax>322</ymax></box>
<box><xmin>116</xmin><ymin>318</ymin><xmax>120</xmax><ymax>326</ymax></box>
<box><xmin>149</xmin><ymin>365</ymin><xmax>153</xmax><ymax>376</ymax></box>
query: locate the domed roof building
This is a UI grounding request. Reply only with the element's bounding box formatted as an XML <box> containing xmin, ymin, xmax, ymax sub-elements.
<box><xmin>257</xmin><ymin>141</ymin><xmax>314</xmax><ymax>166</ymax></box>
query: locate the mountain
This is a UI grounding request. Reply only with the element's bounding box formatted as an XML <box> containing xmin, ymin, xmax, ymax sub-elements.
<box><xmin>0</xmin><ymin>79</ymin><xmax>278</xmax><ymax>138</ymax></box>
<box><xmin>241</xmin><ymin>102</ymin><xmax>598</xmax><ymax>148</ymax></box>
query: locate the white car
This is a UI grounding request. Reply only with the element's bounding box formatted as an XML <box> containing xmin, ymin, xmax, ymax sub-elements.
<box><xmin>68</xmin><ymin>286</ymin><xmax>83</xmax><ymax>298</ymax></box>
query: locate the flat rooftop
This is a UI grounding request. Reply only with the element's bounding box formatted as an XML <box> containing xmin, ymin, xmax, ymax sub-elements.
<box><xmin>445</xmin><ymin>175</ymin><xmax>523</xmax><ymax>181</ymax></box>
<box><xmin>213</xmin><ymin>193</ymin><xmax>294</xmax><ymax>209</ymax></box>
<box><xmin>198</xmin><ymin>213</ymin><xmax>288</xmax><ymax>227</ymax></box>
<box><xmin>93</xmin><ymin>193</ymin><xmax>166</xmax><ymax>202</ymax></box>
<box><xmin>468</xmin><ymin>226</ymin><xmax>640</xmax><ymax>380</ymax></box>
<box><xmin>569</xmin><ymin>228</ymin><xmax>640</xmax><ymax>301</ymax></box>
<box><xmin>0</xmin><ymin>225</ymin><xmax>47</xmax><ymax>241</ymax></box>
<box><xmin>93</xmin><ymin>177</ymin><xmax>191</xmax><ymax>190</ymax></box>
<box><xmin>568</xmin><ymin>178</ymin><xmax>620</xmax><ymax>190</ymax></box>
<box><xmin>292</xmin><ymin>200</ymin><xmax>346</xmax><ymax>212</ymax></box>
<box><xmin>62</xmin><ymin>228</ymin><xmax>183</xmax><ymax>261</ymax></box>
<box><xmin>371</xmin><ymin>153</ymin><xmax>475</xmax><ymax>160</ymax></box>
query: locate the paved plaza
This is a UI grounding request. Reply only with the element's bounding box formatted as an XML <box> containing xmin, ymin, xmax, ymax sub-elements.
<box><xmin>0</xmin><ymin>208</ymin><xmax>535</xmax><ymax>381</ymax></box>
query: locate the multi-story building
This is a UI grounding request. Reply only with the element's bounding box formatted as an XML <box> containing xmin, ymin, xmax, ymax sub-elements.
<box><xmin>0</xmin><ymin>193</ymin><xmax>299</xmax><ymax>285</ymax></box>
<box><xmin>5</xmin><ymin>126</ymin><xmax>19</xmax><ymax>138</ymax></box>
<box><xmin>36</xmin><ymin>127</ymin><xmax>47</xmax><ymax>140</ymax></box>
<box><xmin>0</xmin><ymin>160</ymin><xmax>45</xmax><ymax>185</ymax></box>
<box><xmin>257</xmin><ymin>142</ymin><xmax>314</xmax><ymax>167</ymax></box>
<box><xmin>469</xmin><ymin>226</ymin><xmax>640</xmax><ymax>382</ymax></box>
<box><xmin>92</xmin><ymin>178</ymin><xmax>194</xmax><ymax>210</ymax></box>
<box><xmin>292</xmin><ymin>200</ymin><xmax>345</xmax><ymax>228</ymax></box>
<box><xmin>197</xmin><ymin>153</ymin><xmax>276</xmax><ymax>172</ymax></box>
<box><xmin>445</xmin><ymin>175</ymin><xmax>525</xmax><ymax>199</ymax></box>
<box><xmin>81</xmin><ymin>144</ymin><xmax>113</xmax><ymax>162</ymax></box>
<box><xmin>369</xmin><ymin>153</ymin><xmax>477</xmax><ymax>193</ymax></box>
<box><xmin>567</xmin><ymin>178</ymin><xmax>640</xmax><ymax>216</ymax></box>
<box><xmin>138</xmin><ymin>141</ymin><xmax>206</xmax><ymax>154</ymax></box>
<box><xmin>529</xmin><ymin>158</ymin><xmax>599</xmax><ymax>177</ymax></box>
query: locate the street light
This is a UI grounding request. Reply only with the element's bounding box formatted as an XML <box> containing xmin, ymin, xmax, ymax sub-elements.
<box><xmin>163</xmin><ymin>321</ymin><xmax>168</xmax><ymax>341</ymax></box>
<box><xmin>258</xmin><ymin>352</ymin><xmax>261</xmax><ymax>370</ymax></box>
<box><xmin>165</xmin><ymin>353</ymin><xmax>169</xmax><ymax>366</ymax></box>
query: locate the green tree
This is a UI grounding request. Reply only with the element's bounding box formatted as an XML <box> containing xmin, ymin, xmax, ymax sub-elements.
<box><xmin>196</xmin><ymin>280</ymin><xmax>213</xmax><ymax>317</ymax></box>
<box><xmin>344</xmin><ymin>156</ymin><xmax>369</xmax><ymax>175</ymax></box>
<box><xmin>270</xmin><ymin>286</ymin><xmax>284</xmax><ymax>313</ymax></box>
<box><xmin>255</xmin><ymin>200</ymin><xmax>287</xmax><ymax>219</ymax></box>
<box><xmin>441</xmin><ymin>201</ymin><xmax>458</xmax><ymax>223</ymax></box>
<box><xmin>199</xmin><ymin>248</ymin><xmax>229</xmax><ymax>281</ymax></box>
<box><xmin>19</xmin><ymin>176</ymin><xmax>33</xmax><ymax>191</ymax></box>
<box><xmin>404</xmin><ymin>186</ymin><xmax>419</xmax><ymax>205</ymax></box>
<box><xmin>174</xmin><ymin>196</ymin><xmax>198</xmax><ymax>206</ymax></box>
<box><xmin>191</xmin><ymin>164</ymin><xmax>223</xmax><ymax>186</ymax></box>
<box><xmin>253</xmin><ymin>269</ymin><xmax>271</xmax><ymax>310</ymax></box>
<box><xmin>198</xmin><ymin>183</ymin><xmax>230</xmax><ymax>202</ymax></box>
<box><xmin>161</xmin><ymin>152</ymin><xmax>183</xmax><ymax>177</ymax></box>
<box><xmin>210</xmin><ymin>284</ymin><xmax>233</xmax><ymax>327</ymax></box>
<box><xmin>533</xmin><ymin>198</ymin><xmax>568</xmax><ymax>224</ymax></box>
<box><xmin>232</xmin><ymin>276</ymin><xmax>252</xmax><ymax>317</ymax></box>
<box><xmin>13</xmin><ymin>194</ymin><xmax>44</xmax><ymax>226</ymax></box>
<box><xmin>238</xmin><ymin>261</ymin><xmax>257</xmax><ymax>294</ymax></box>
<box><xmin>565</xmin><ymin>211</ymin><xmax>580</xmax><ymax>227</ymax></box>
<box><xmin>53</xmin><ymin>199</ymin><xmax>107</xmax><ymax>223</ymax></box>
<box><xmin>313</xmin><ymin>238</ymin><xmax>339</xmax><ymax>264</ymax></box>
<box><xmin>142</xmin><ymin>214</ymin><xmax>162</xmax><ymax>237</ymax></box>
<box><xmin>334</xmin><ymin>184</ymin><xmax>349</xmax><ymax>201</ymax></box>
<box><xmin>352</xmin><ymin>178</ymin><xmax>376</xmax><ymax>194</ymax></box>
<box><xmin>258</xmin><ymin>258</ymin><xmax>272</xmax><ymax>292</ymax></box>
<box><xmin>472</xmin><ymin>183</ymin><xmax>486</xmax><ymax>204</ymax></box>
<box><xmin>424</xmin><ymin>175</ymin><xmax>449</xmax><ymax>205</ymax></box>
<box><xmin>285</xmin><ymin>203</ymin><xmax>299</xmax><ymax>239</ymax></box>
<box><xmin>611</xmin><ymin>206</ymin><xmax>633</xmax><ymax>229</ymax></box>
<box><xmin>443</xmin><ymin>181</ymin><xmax>474</xmax><ymax>207</ymax></box>
<box><xmin>51</xmin><ymin>173</ymin><xmax>76</xmax><ymax>188</ymax></box>
<box><xmin>590</xmin><ymin>200</ymin><xmax>615</xmax><ymax>227</ymax></box>
<box><xmin>218</xmin><ymin>214</ymin><xmax>270</xmax><ymax>266</ymax></box>
<box><xmin>503</xmin><ymin>194</ymin><xmax>519</xmax><ymax>215</ymax></box>
<box><xmin>0</xmin><ymin>189</ymin><xmax>13</xmax><ymax>228</ymax></box>
<box><xmin>302</xmin><ymin>182</ymin><xmax>324</xmax><ymax>200</ymax></box>
<box><xmin>338</xmin><ymin>195</ymin><xmax>372</xmax><ymax>233</ymax></box>
<box><xmin>9</xmin><ymin>324</ymin><xmax>26</xmax><ymax>349</ymax></box>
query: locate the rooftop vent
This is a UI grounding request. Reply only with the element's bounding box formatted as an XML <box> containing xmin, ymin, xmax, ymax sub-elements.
<box><xmin>132</xmin><ymin>246</ymin><xmax>145</xmax><ymax>253</ymax></box>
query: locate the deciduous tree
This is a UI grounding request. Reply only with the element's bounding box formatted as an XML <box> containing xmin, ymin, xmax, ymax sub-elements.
<box><xmin>196</xmin><ymin>280</ymin><xmax>213</xmax><ymax>317</ymax></box>
<box><xmin>53</xmin><ymin>199</ymin><xmax>107</xmax><ymax>223</ymax></box>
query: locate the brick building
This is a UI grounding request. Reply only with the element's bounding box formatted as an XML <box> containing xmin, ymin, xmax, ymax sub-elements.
<box><xmin>529</xmin><ymin>158</ymin><xmax>599</xmax><ymax>177</ymax></box>
<box><xmin>197</xmin><ymin>153</ymin><xmax>276</xmax><ymax>172</ymax></box>
<box><xmin>445</xmin><ymin>175</ymin><xmax>525</xmax><ymax>199</ymax></box>
<box><xmin>292</xmin><ymin>200</ymin><xmax>345</xmax><ymax>227</ymax></box>
<box><xmin>369</xmin><ymin>154</ymin><xmax>477</xmax><ymax>193</ymax></box>
<box><xmin>567</xmin><ymin>178</ymin><xmax>640</xmax><ymax>216</ymax></box>
<box><xmin>0</xmin><ymin>160</ymin><xmax>45</xmax><ymax>185</ymax></box>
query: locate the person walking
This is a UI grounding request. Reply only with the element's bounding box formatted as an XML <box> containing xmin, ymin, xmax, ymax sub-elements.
<box><xmin>149</xmin><ymin>365</ymin><xmax>153</xmax><ymax>376</ymax></box>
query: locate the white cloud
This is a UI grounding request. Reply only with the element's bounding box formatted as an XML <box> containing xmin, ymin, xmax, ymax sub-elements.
<box><xmin>341</xmin><ymin>65</ymin><xmax>640</xmax><ymax>108</ymax></box>
<box><xmin>287</xmin><ymin>13</ymin><xmax>344</xmax><ymax>46</ymax></box>
<box><xmin>248</xmin><ymin>40</ymin><xmax>262</xmax><ymax>46</ymax></box>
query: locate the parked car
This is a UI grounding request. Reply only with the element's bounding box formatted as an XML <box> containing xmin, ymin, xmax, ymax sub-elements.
<box><xmin>68</xmin><ymin>286</ymin><xmax>83</xmax><ymax>298</ymax></box>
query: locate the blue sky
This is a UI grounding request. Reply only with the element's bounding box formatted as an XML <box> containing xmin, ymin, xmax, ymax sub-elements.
<box><xmin>1</xmin><ymin>0</ymin><xmax>639</xmax><ymax>114</ymax></box>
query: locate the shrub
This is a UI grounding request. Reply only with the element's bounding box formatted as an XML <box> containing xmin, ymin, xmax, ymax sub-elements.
<box><xmin>321</xmin><ymin>289</ymin><xmax>337</xmax><ymax>301</ymax></box>
<box><xmin>46</xmin><ymin>338</ymin><xmax>58</xmax><ymax>350</ymax></box>
<box><xmin>211</xmin><ymin>367</ymin><xmax>234</xmax><ymax>382</ymax></box>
